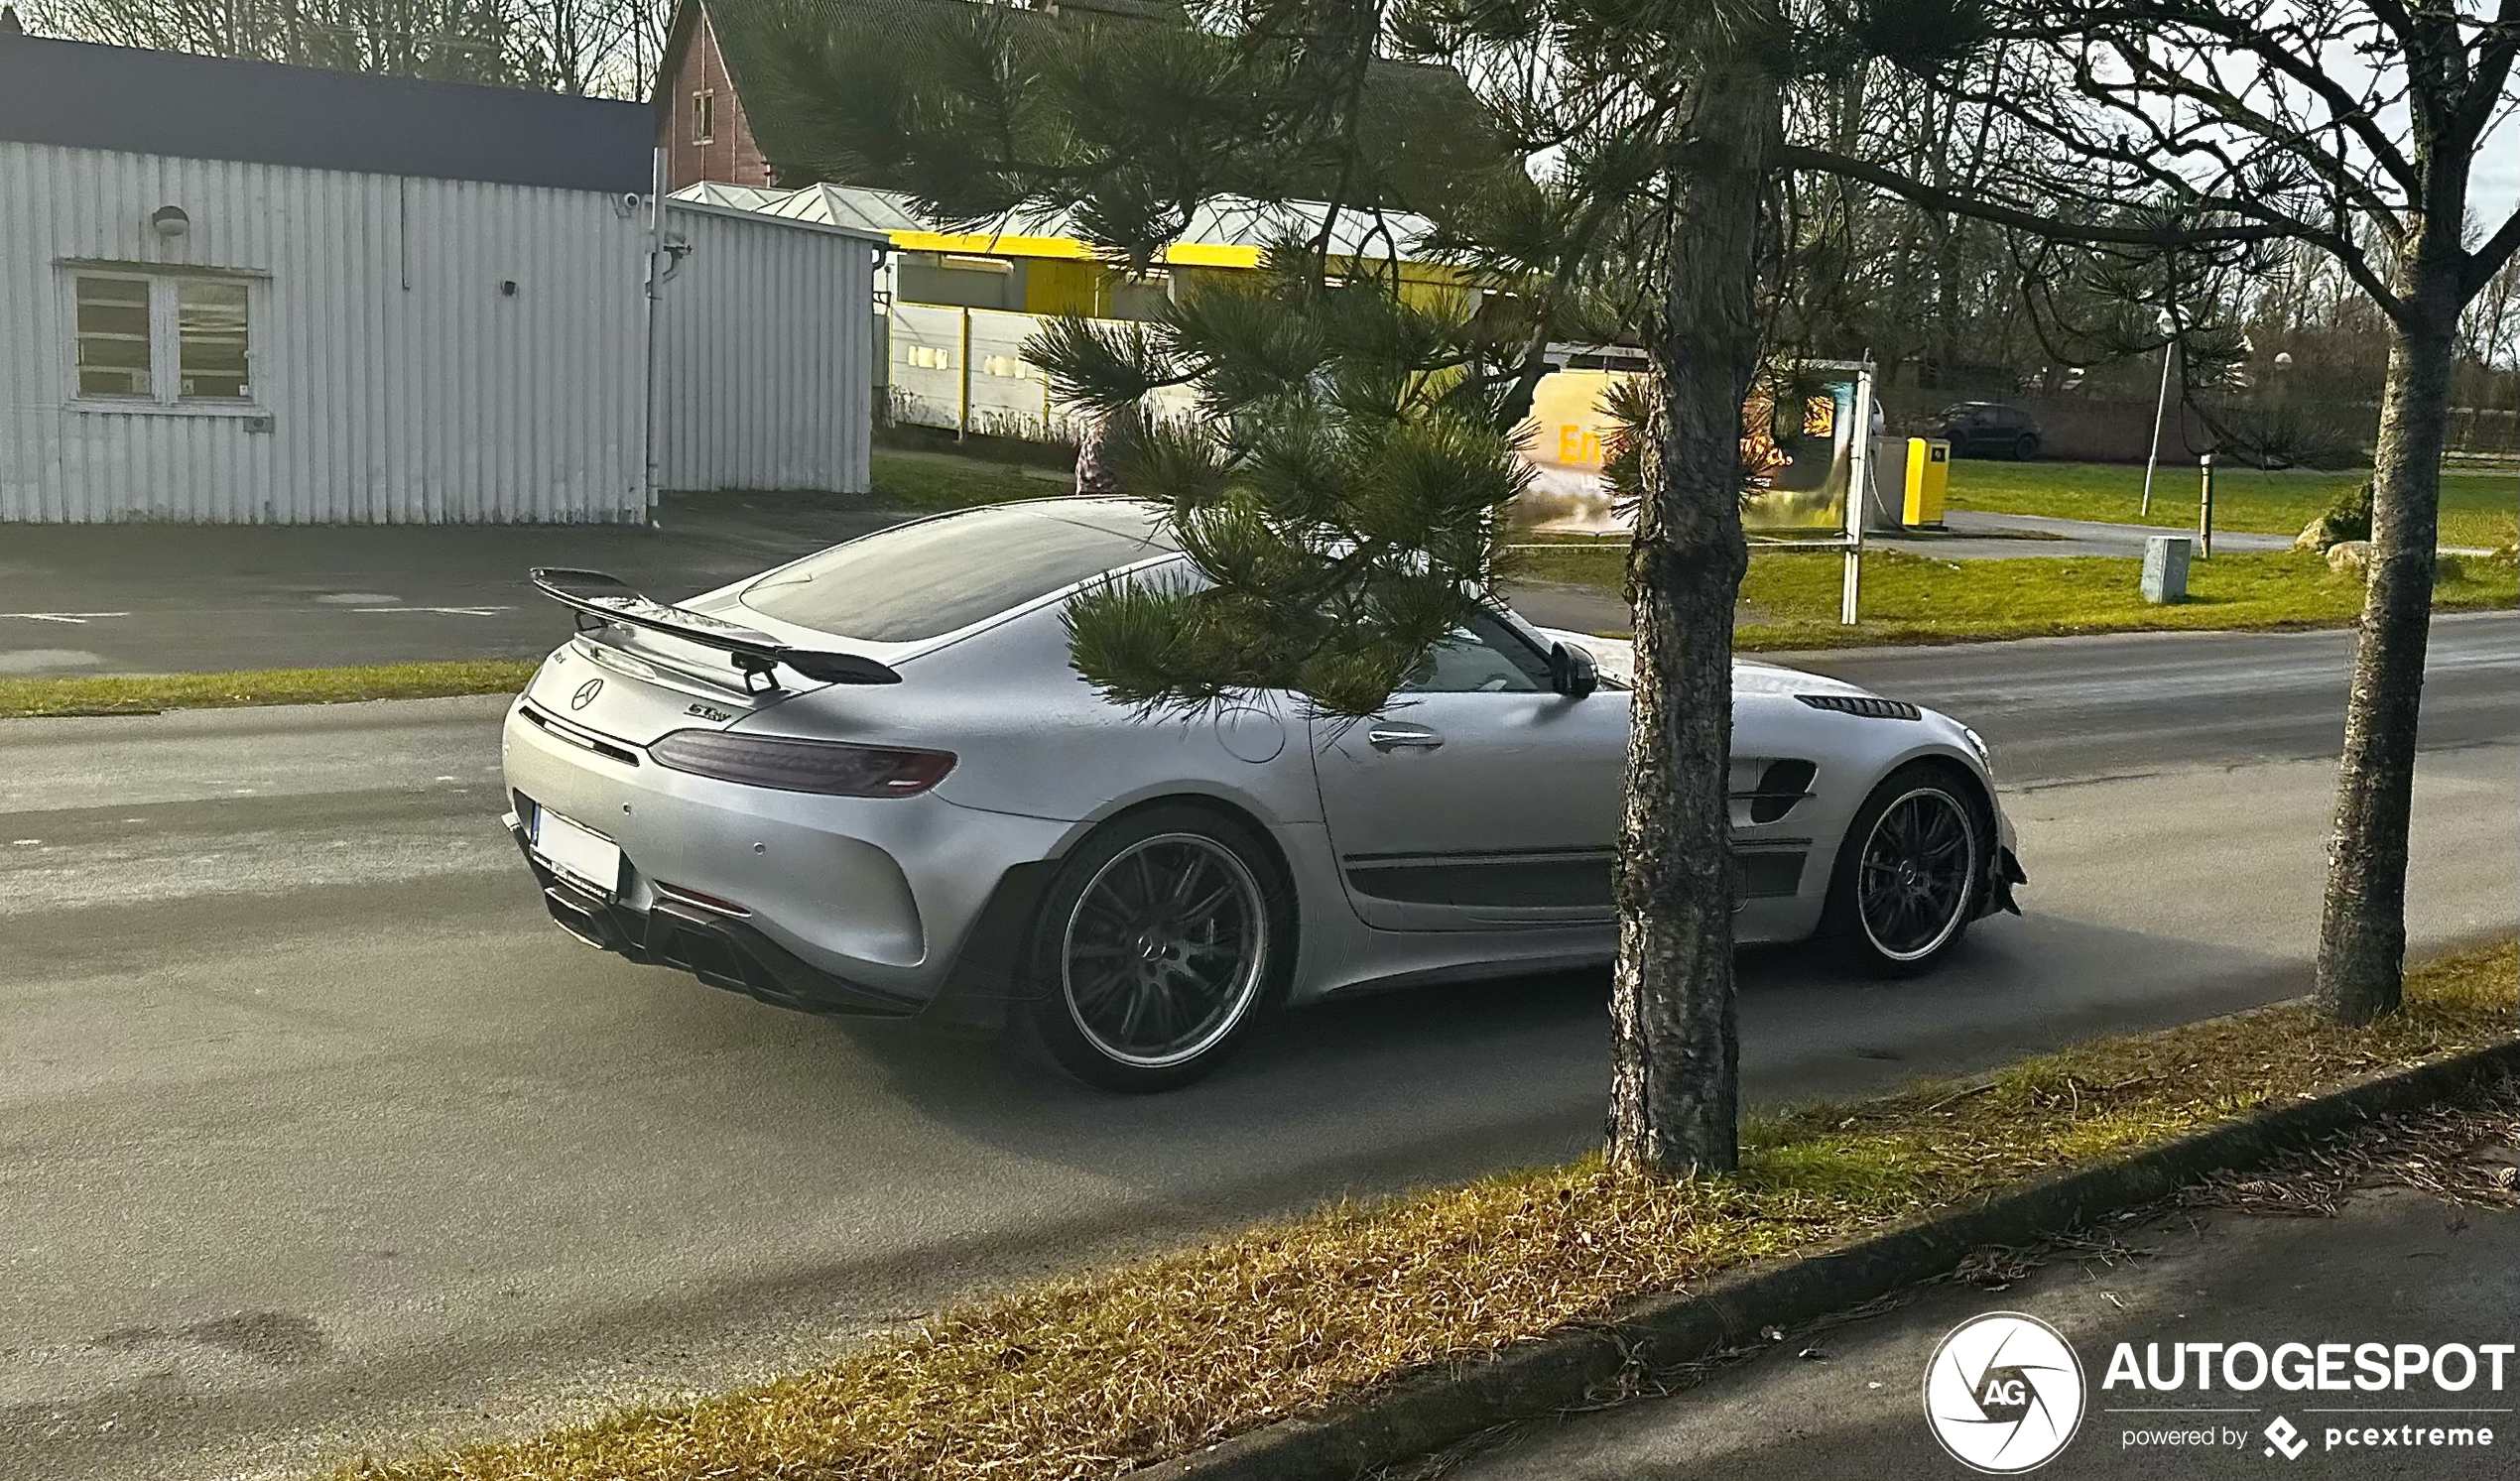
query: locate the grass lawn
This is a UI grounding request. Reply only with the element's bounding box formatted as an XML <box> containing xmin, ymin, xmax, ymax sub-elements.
<box><xmin>1515</xmin><ymin>544</ymin><xmax>2518</xmax><ymax>648</ymax></box>
<box><xmin>0</xmin><ymin>660</ymin><xmax>541</xmax><ymax>720</ymax></box>
<box><xmin>343</xmin><ymin>939</ymin><xmax>2517</xmax><ymax>1481</ymax></box>
<box><xmin>869</xmin><ymin>447</ymin><xmax>1068</xmax><ymax>512</ymax></box>
<box><xmin>1946</xmin><ymin>458</ymin><xmax>2520</xmax><ymax>551</ymax></box>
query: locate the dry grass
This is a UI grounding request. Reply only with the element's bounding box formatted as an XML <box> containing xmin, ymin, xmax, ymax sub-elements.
<box><xmin>0</xmin><ymin>661</ymin><xmax>539</xmax><ymax>719</ymax></box>
<box><xmin>344</xmin><ymin>940</ymin><xmax>2515</xmax><ymax>1481</ymax></box>
<box><xmin>2189</xmin><ymin>1094</ymin><xmax>2520</xmax><ymax>1220</ymax></box>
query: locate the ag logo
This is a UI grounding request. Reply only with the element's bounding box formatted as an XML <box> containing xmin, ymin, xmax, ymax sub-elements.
<box><xmin>569</xmin><ymin>678</ymin><xmax>603</xmax><ymax>710</ymax></box>
<box><xmin>1924</xmin><ymin>1311</ymin><xmax>2085</xmax><ymax>1473</ymax></box>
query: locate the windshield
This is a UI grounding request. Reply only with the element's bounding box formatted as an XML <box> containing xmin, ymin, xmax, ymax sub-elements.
<box><xmin>739</xmin><ymin>500</ymin><xmax>1179</xmax><ymax>643</ymax></box>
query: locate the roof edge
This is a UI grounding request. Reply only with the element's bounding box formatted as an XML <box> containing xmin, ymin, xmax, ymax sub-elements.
<box><xmin>667</xmin><ymin>193</ymin><xmax>893</xmax><ymax>245</ymax></box>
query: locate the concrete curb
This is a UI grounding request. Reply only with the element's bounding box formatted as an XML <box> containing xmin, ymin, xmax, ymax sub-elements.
<box><xmin>1125</xmin><ymin>1040</ymin><xmax>2520</xmax><ymax>1481</ymax></box>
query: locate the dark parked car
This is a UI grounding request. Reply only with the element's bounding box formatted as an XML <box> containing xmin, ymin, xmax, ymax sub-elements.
<box><xmin>1934</xmin><ymin>402</ymin><xmax>2044</xmax><ymax>459</ymax></box>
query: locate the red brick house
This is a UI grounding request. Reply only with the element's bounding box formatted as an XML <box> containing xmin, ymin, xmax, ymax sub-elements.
<box><xmin>654</xmin><ymin>0</ymin><xmax>773</xmax><ymax>190</ymax></box>
<box><xmin>654</xmin><ymin>0</ymin><xmax>1195</xmax><ymax>193</ymax></box>
<box><xmin>652</xmin><ymin>0</ymin><xmax>1498</xmax><ymax>199</ymax></box>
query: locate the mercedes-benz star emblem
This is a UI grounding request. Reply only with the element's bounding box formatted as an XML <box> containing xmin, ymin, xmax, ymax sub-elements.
<box><xmin>569</xmin><ymin>678</ymin><xmax>603</xmax><ymax>711</ymax></box>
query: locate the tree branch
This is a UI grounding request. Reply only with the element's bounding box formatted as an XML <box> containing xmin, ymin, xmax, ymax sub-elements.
<box><xmin>2467</xmin><ymin>204</ymin><xmax>2520</xmax><ymax>300</ymax></box>
<box><xmin>1774</xmin><ymin>144</ymin><xmax>2292</xmax><ymax>248</ymax></box>
<box><xmin>2089</xmin><ymin>5</ymin><xmax>2424</xmax><ymax>198</ymax></box>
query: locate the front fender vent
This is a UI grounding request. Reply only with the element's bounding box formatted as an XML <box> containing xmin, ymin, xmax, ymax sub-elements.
<box><xmin>1795</xmin><ymin>693</ymin><xmax>1921</xmax><ymax>721</ymax></box>
<box><xmin>1742</xmin><ymin>759</ymin><xmax>1817</xmax><ymax>824</ymax></box>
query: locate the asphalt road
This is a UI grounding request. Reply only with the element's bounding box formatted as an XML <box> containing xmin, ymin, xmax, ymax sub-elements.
<box><xmin>1</xmin><ymin>617</ymin><xmax>2513</xmax><ymax>1481</ymax></box>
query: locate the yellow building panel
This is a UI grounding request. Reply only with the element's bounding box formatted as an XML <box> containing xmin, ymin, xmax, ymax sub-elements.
<box><xmin>1019</xmin><ymin>258</ymin><xmax>1100</xmax><ymax>316</ymax></box>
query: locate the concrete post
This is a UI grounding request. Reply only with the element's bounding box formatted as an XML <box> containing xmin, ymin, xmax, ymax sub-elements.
<box><xmin>2142</xmin><ymin>535</ymin><xmax>2194</xmax><ymax>603</ymax></box>
<box><xmin>2197</xmin><ymin>453</ymin><xmax>2215</xmax><ymax>557</ymax></box>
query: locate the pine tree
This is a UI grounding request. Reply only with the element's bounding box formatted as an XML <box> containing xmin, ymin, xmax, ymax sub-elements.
<box><xmin>1029</xmin><ymin>251</ymin><xmax>1535</xmax><ymax>720</ymax></box>
<box><xmin>753</xmin><ymin>0</ymin><xmax>1961</xmax><ymax>1172</ymax></box>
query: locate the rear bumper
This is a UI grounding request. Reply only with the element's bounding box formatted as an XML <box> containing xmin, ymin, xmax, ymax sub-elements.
<box><xmin>507</xmin><ymin>815</ymin><xmax>927</xmax><ymax>1017</ymax></box>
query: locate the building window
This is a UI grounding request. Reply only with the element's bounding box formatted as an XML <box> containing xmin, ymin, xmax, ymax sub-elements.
<box><xmin>692</xmin><ymin>89</ymin><xmax>715</xmax><ymax>144</ymax></box>
<box><xmin>73</xmin><ymin>275</ymin><xmax>154</xmax><ymax>398</ymax></box>
<box><xmin>178</xmin><ymin>280</ymin><xmax>251</xmax><ymax>399</ymax></box>
<box><xmin>70</xmin><ymin>271</ymin><xmax>255</xmax><ymax>405</ymax></box>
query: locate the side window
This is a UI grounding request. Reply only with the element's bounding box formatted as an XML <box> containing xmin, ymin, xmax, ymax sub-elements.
<box><xmin>1401</xmin><ymin>612</ymin><xmax>1553</xmax><ymax>694</ymax></box>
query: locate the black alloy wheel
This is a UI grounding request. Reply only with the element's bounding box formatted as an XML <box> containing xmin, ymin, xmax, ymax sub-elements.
<box><xmin>1826</xmin><ymin>763</ymin><xmax>1989</xmax><ymax>976</ymax></box>
<box><xmin>1027</xmin><ymin>806</ymin><xmax>1290</xmax><ymax>1092</ymax></box>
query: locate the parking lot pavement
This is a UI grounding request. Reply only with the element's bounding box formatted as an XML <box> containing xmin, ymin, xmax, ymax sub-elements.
<box><xmin>0</xmin><ymin>491</ymin><xmax>908</xmax><ymax>677</ymax></box>
<box><xmin>1449</xmin><ymin>1174</ymin><xmax>2520</xmax><ymax>1481</ymax></box>
<box><xmin>0</xmin><ymin>490</ymin><xmax>2357</xmax><ymax>680</ymax></box>
<box><xmin>0</xmin><ymin>495</ymin><xmax>1651</xmax><ymax>678</ymax></box>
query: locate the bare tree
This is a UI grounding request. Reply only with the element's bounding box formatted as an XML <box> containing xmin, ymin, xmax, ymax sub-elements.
<box><xmin>21</xmin><ymin>0</ymin><xmax>669</xmax><ymax>93</ymax></box>
<box><xmin>1786</xmin><ymin>0</ymin><xmax>2520</xmax><ymax>1026</ymax></box>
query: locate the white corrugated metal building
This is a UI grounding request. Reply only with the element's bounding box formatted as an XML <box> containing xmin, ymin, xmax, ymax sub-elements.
<box><xmin>0</xmin><ymin>26</ymin><xmax>883</xmax><ymax>524</ymax></box>
<box><xmin>650</xmin><ymin>198</ymin><xmax>881</xmax><ymax>497</ymax></box>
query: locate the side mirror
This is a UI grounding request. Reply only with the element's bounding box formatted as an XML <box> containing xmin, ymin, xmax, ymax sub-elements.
<box><xmin>1549</xmin><ymin>641</ymin><xmax>1598</xmax><ymax>699</ymax></box>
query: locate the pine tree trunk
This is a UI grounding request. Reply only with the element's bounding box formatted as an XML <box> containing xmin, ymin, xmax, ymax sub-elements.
<box><xmin>1606</xmin><ymin>60</ymin><xmax>1779</xmax><ymax>1176</ymax></box>
<box><xmin>2314</xmin><ymin>260</ymin><xmax>2458</xmax><ymax>1025</ymax></box>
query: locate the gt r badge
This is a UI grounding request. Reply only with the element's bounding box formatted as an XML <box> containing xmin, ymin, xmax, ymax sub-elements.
<box><xmin>569</xmin><ymin>678</ymin><xmax>603</xmax><ymax>710</ymax></box>
<box><xmin>686</xmin><ymin>702</ymin><xmax>732</xmax><ymax>721</ymax></box>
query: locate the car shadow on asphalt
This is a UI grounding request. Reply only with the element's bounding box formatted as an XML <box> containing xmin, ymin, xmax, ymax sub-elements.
<box><xmin>789</xmin><ymin>911</ymin><xmax>2311</xmax><ymax>1203</ymax></box>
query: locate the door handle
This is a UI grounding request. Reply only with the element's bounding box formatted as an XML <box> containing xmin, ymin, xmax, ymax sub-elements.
<box><xmin>1367</xmin><ymin>724</ymin><xmax>1444</xmax><ymax>752</ymax></box>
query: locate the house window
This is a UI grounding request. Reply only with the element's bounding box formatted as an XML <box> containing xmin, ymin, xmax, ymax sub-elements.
<box><xmin>692</xmin><ymin>89</ymin><xmax>715</xmax><ymax>144</ymax></box>
<box><xmin>70</xmin><ymin>271</ymin><xmax>255</xmax><ymax>405</ymax></box>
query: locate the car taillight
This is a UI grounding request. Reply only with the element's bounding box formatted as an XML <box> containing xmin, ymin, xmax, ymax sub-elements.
<box><xmin>648</xmin><ymin>731</ymin><xmax>956</xmax><ymax>797</ymax></box>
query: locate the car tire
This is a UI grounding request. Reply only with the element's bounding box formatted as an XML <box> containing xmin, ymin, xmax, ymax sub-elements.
<box><xmin>1822</xmin><ymin>761</ymin><xmax>1992</xmax><ymax>978</ymax></box>
<box><xmin>1023</xmin><ymin>804</ymin><xmax>1294</xmax><ymax>1092</ymax></box>
<box><xmin>2013</xmin><ymin>432</ymin><xmax>2041</xmax><ymax>460</ymax></box>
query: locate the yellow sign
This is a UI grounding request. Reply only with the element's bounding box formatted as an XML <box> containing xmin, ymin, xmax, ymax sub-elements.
<box><xmin>1515</xmin><ymin>365</ymin><xmax>1867</xmax><ymax>538</ymax></box>
<box><xmin>1527</xmin><ymin>369</ymin><xmax>1620</xmax><ymax>468</ymax></box>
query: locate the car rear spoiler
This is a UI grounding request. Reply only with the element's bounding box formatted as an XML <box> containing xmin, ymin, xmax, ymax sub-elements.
<box><xmin>529</xmin><ymin>568</ymin><xmax>901</xmax><ymax>689</ymax></box>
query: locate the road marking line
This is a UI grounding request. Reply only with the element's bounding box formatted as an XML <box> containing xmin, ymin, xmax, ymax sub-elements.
<box><xmin>348</xmin><ymin>606</ymin><xmax>513</xmax><ymax>616</ymax></box>
<box><xmin>0</xmin><ymin>612</ymin><xmax>131</xmax><ymax>624</ymax></box>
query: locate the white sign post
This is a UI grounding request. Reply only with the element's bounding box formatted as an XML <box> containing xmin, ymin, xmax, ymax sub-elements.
<box><xmin>1841</xmin><ymin>364</ymin><xmax>1876</xmax><ymax>626</ymax></box>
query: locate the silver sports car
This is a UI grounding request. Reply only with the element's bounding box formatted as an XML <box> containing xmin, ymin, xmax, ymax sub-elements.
<box><xmin>501</xmin><ymin>498</ymin><xmax>2023</xmax><ymax>1091</ymax></box>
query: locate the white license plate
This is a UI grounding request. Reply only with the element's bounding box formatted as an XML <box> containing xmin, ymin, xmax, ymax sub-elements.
<box><xmin>531</xmin><ymin>805</ymin><xmax>622</xmax><ymax>898</ymax></box>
